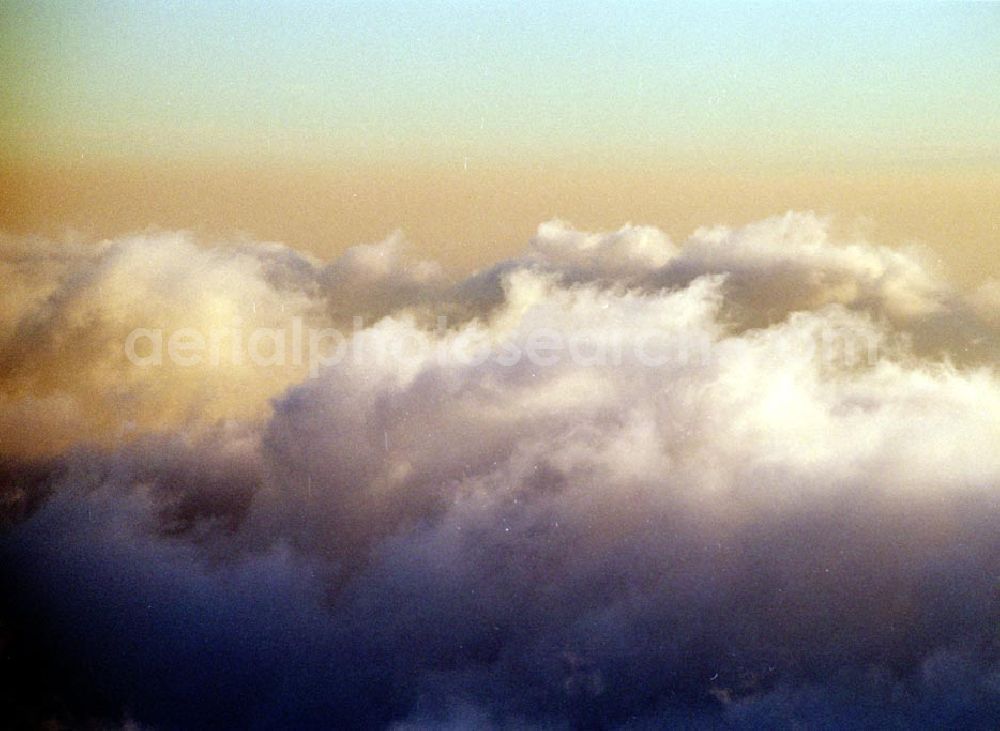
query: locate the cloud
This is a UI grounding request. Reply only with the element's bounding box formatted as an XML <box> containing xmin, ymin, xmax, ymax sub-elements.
<box><xmin>1</xmin><ymin>213</ymin><xmax>999</xmax><ymax>727</ymax></box>
<box><xmin>970</xmin><ymin>279</ymin><xmax>1000</xmax><ymax>326</ymax></box>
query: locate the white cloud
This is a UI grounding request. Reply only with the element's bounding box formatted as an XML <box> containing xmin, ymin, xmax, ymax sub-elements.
<box><xmin>1</xmin><ymin>213</ymin><xmax>999</xmax><ymax>727</ymax></box>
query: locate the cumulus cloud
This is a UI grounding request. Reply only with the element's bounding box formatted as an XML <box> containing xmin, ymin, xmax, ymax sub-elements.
<box><xmin>1</xmin><ymin>213</ymin><xmax>999</xmax><ymax>728</ymax></box>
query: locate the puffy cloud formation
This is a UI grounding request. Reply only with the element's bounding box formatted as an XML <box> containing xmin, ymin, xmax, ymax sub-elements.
<box><xmin>1</xmin><ymin>213</ymin><xmax>999</xmax><ymax>728</ymax></box>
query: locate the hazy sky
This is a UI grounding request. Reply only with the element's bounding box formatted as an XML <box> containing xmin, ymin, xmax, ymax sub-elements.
<box><xmin>1</xmin><ymin>2</ymin><xmax>998</xmax><ymax>283</ymax></box>
<box><xmin>4</xmin><ymin>1</ymin><xmax>999</xmax><ymax>163</ymax></box>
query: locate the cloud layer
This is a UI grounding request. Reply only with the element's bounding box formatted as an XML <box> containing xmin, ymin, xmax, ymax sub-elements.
<box><xmin>2</xmin><ymin>214</ymin><xmax>999</xmax><ymax>728</ymax></box>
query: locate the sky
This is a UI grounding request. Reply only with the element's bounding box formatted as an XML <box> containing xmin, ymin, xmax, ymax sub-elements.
<box><xmin>3</xmin><ymin>2</ymin><xmax>999</xmax><ymax>163</ymax></box>
<box><xmin>1</xmin><ymin>1</ymin><xmax>999</xmax><ymax>284</ymax></box>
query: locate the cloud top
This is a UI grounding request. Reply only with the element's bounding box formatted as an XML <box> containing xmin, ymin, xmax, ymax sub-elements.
<box><xmin>1</xmin><ymin>213</ymin><xmax>999</xmax><ymax>728</ymax></box>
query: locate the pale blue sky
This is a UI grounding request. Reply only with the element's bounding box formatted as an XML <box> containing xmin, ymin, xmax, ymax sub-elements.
<box><xmin>3</xmin><ymin>1</ymin><xmax>998</xmax><ymax>163</ymax></box>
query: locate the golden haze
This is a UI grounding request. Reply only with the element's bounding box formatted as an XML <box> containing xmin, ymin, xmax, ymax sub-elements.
<box><xmin>2</xmin><ymin>157</ymin><xmax>998</xmax><ymax>288</ymax></box>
